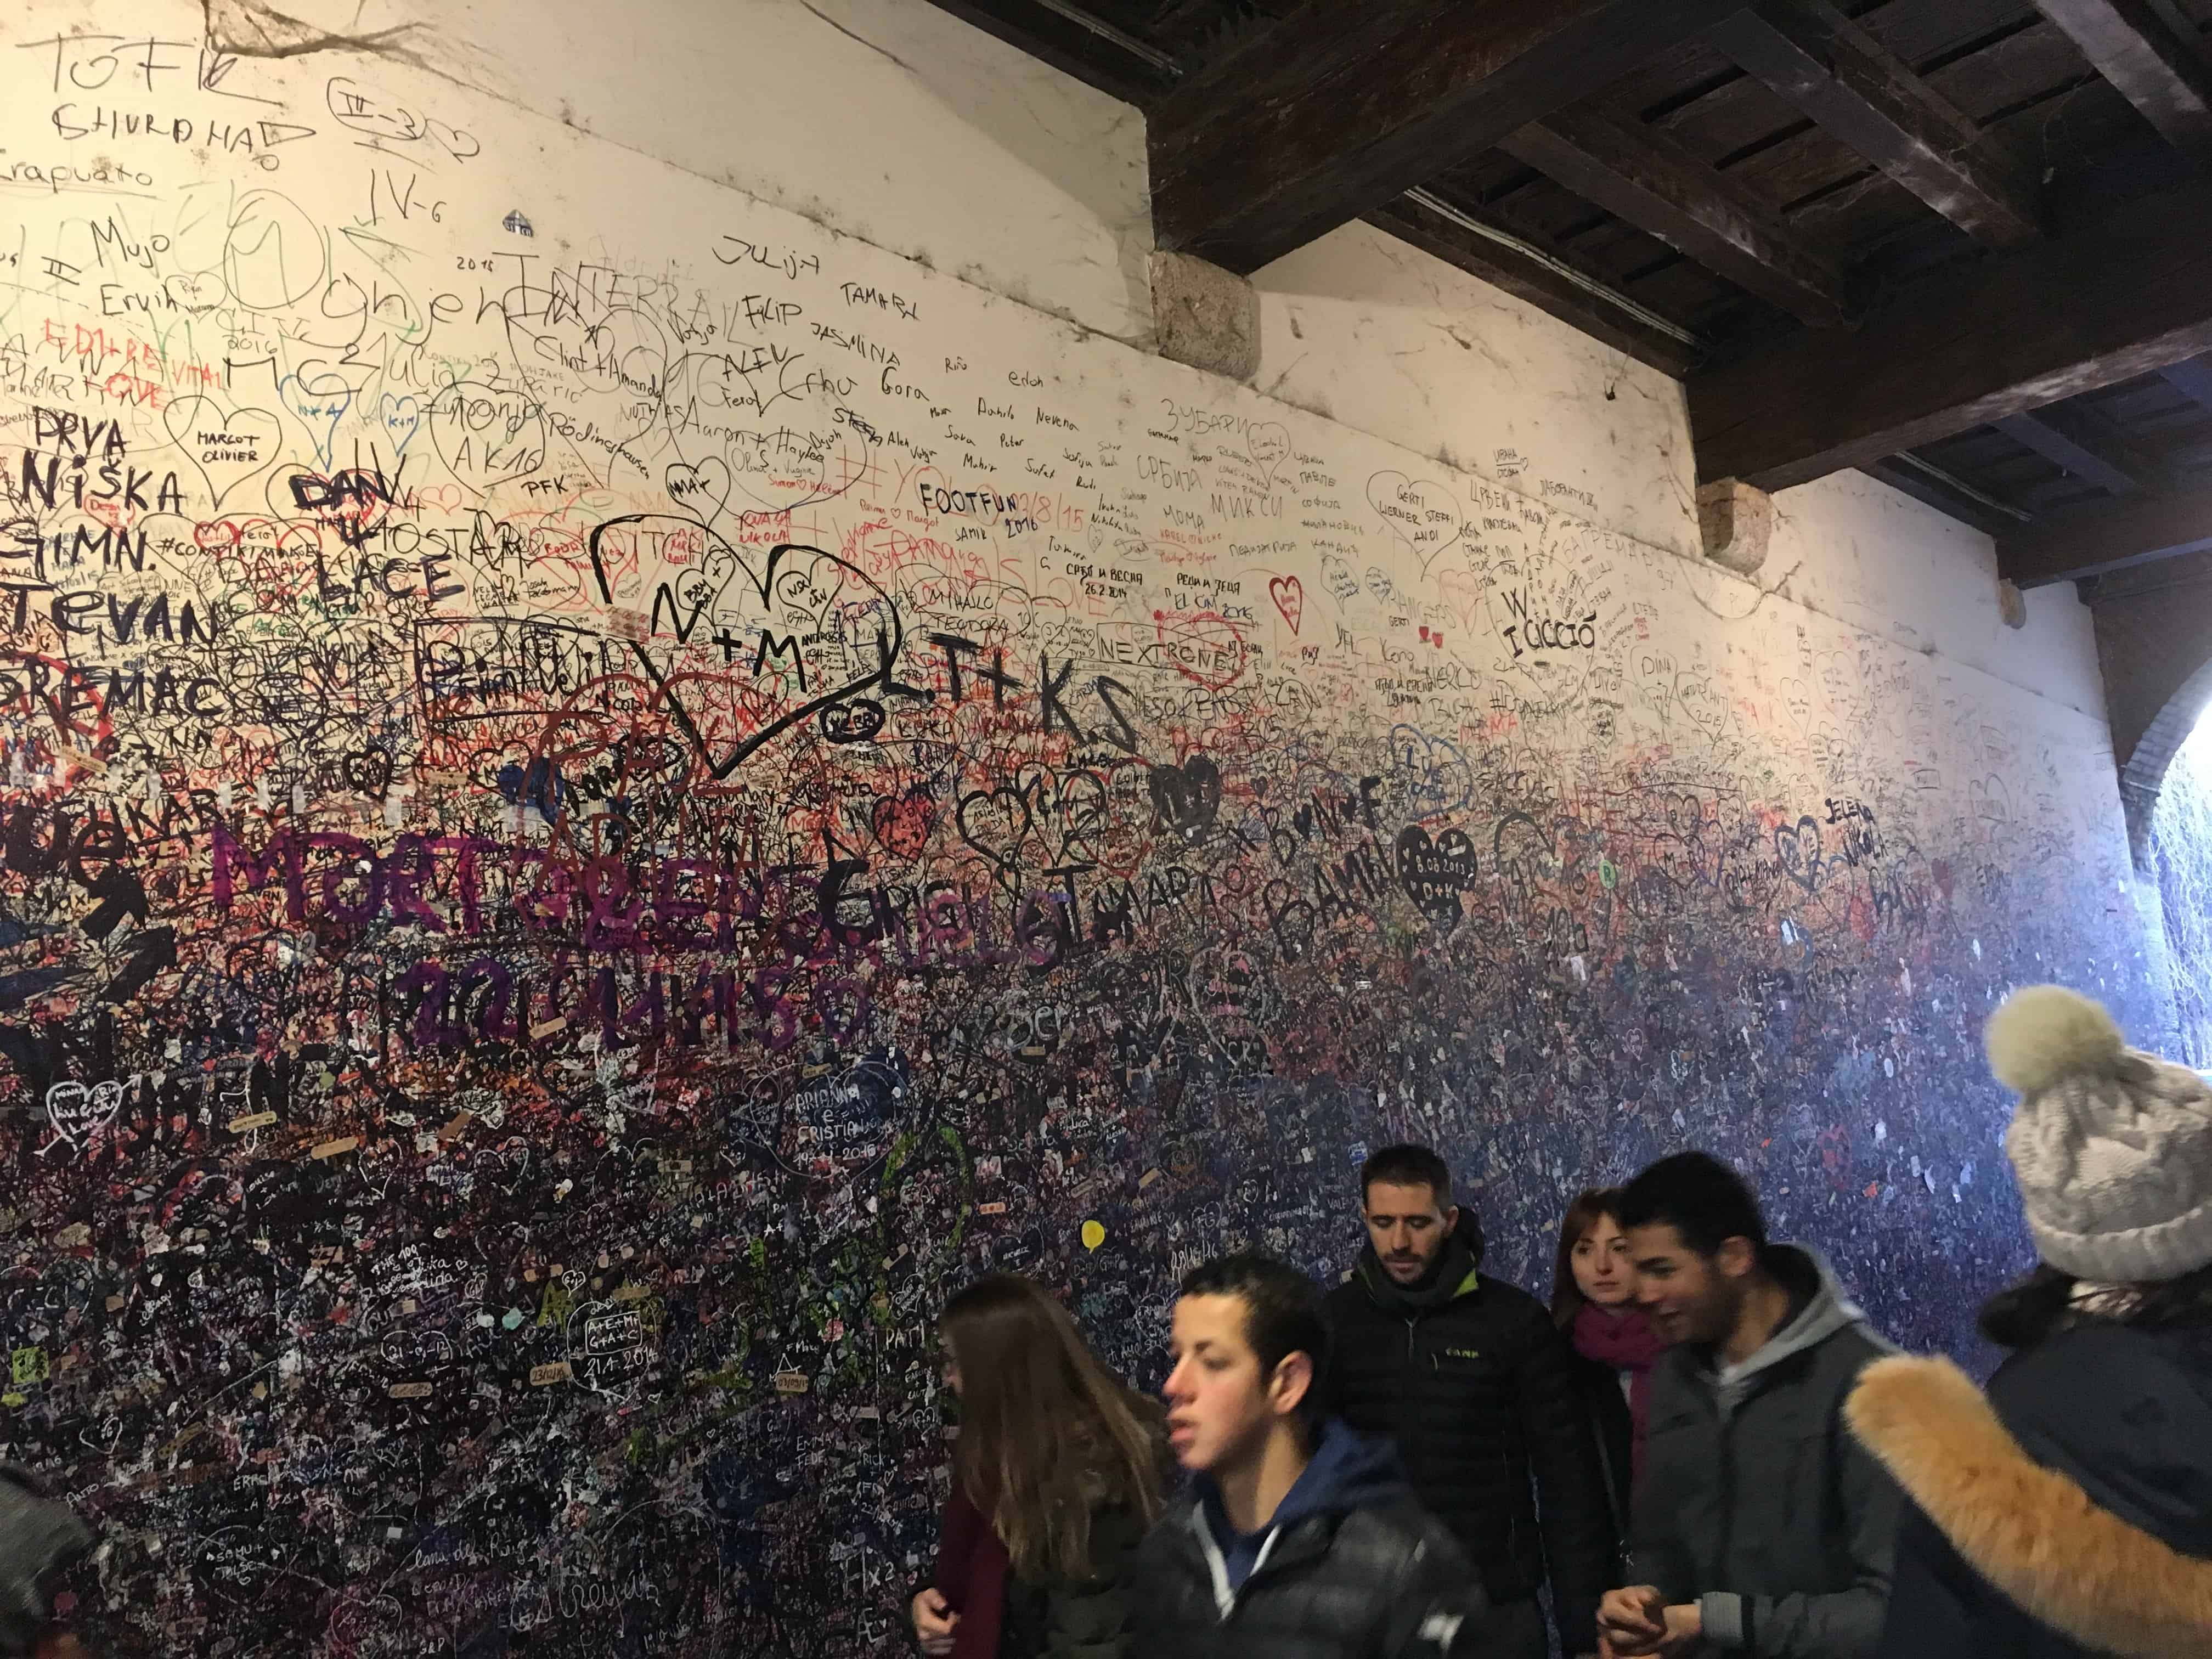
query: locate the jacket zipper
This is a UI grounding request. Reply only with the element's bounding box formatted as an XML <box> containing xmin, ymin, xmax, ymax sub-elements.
<box><xmin>1403</xmin><ymin>1316</ymin><xmax>1421</xmax><ymax>1465</ymax></box>
<box><xmin>1713</xmin><ymin>1395</ymin><xmax>1736</xmax><ymax>1579</ymax></box>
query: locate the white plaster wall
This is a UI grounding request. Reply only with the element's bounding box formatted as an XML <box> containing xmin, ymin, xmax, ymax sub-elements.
<box><xmin>1767</xmin><ymin>471</ymin><xmax>2107</xmax><ymax>720</ymax></box>
<box><xmin>199</xmin><ymin>0</ymin><xmax>1159</xmax><ymax>344</ymax></box>
<box><xmin>49</xmin><ymin>0</ymin><xmax>2112</xmax><ymax>728</ymax></box>
<box><xmin>1251</xmin><ymin>221</ymin><xmax>1701</xmax><ymax>566</ymax></box>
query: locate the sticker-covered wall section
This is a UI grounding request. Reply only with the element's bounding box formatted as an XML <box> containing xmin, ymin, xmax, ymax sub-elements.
<box><xmin>0</xmin><ymin>4</ymin><xmax>2158</xmax><ymax>1655</ymax></box>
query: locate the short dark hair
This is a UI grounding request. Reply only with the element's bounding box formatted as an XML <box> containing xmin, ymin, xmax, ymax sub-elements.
<box><xmin>1178</xmin><ymin>1251</ymin><xmax>1328</xmax><ymax>1383</ymax></box>
<box><xmin>1359</xmin><ymin>1144</ymin><xmax>1453</xmax><ymax>1208</ymax></box>
<box><xmin>1617</xmin><ymin>1151</ymin><xmax>1767</xmax><ymax>1259</ymax></box>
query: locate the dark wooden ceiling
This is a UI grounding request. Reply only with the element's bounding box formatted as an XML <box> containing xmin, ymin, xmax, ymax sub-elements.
<box><xmin>926</xmin><ymin>0</ymin><xmax>2212</xmax><ymax>590</ymax></box>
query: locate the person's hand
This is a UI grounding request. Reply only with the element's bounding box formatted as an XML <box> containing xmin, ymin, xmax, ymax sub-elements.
<box><xmin>1598</xmin><ymin>1587</ymin><xmax>1666</xmax><ymax>1654</ymax></box>
<box><xmin>911</xmin><ymin>1587</ymin><xmax>959</xmax><ymax>1656</ymax></box>
<box><xmin>1650</xmin><ymin>1603</ymin><xmax>1702</xmax><ymax>1656</ymax></box>
<box><xmin>1600</xmin><ymin>1594</ymin><xmax>1702</xmax><ymax>1658</ymax></box>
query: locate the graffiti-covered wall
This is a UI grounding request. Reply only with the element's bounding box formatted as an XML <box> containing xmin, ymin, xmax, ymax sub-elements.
<box><xmin>0</xmin><ymin>4</ymin><xmax>2157</xmax><ymax>1655</ymax></box>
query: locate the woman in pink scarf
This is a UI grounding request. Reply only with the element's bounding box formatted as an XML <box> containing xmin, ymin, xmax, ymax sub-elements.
<box><xmin>1550</xmin><ymin>1188</ymin><xmax>1666</xmax><ymax>1572</ymax></box>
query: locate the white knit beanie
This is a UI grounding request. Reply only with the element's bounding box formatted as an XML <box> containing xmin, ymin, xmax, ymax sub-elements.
<box><xmin>1985</xmin><ymin>985</ymin><xmax>2212</xmax><ymax>1284</ymax></box>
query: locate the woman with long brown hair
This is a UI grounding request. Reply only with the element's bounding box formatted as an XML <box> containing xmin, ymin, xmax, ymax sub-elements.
<box><xmin>910</xmin><ymin>1274</ymin><xmax>1167</xmax><ymax>1659</ymax></box>
<box><xmin>1550</xmin><ymin>1187</ymin><xmax>1662</xmax><ymax>1567</ymax></box>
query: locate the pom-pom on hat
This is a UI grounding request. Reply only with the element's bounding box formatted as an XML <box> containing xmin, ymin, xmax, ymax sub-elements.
<box><xmin>1986</xmin><ymin>985</ymin><xmax>2212</xmax><ymax>1284</ymax></box>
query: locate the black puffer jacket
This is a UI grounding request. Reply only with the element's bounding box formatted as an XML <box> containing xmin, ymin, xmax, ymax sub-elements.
<box><xmin>1132</xmin><ymin>1421</ymin><xmax>1489</xmax><ymax>1659</ymax></box>
<box><xmin>1852</xmin><ymin>1321</ymin><xmax>2212</xmax><ymax>1659</ymax></box>
<box><xmin>998</xmin><ymin>1504</ymin><xmax>1147</xmax><ymax>1659</ymax></box>
<box><xmin>1318</xmin><ymin>1213</ymin><xmax>1611</xmax><ymax>1653</ymax></box>
<box><xmin>1567</xmin><ymin>1346</ymin><xmax>1636</xmax><ymax>1578</ymax></box>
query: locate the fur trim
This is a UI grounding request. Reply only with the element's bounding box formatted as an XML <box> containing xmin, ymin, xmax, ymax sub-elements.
<box><xmin>1846</xmin><ymin>1355</ymin><xmax>2212</xmax><ymax>1657</ymax></box>
<box><xmin>1985</xmin><ymin>984</ymin><xmax>2124</xmax><ymax>1095</ymax></box>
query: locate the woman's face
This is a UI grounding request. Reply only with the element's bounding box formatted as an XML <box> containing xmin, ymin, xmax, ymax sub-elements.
<box><xmin>1571</xmin><ymin>1213</ymin><xmax>1636</xmax><ymax>1308</ymax></box>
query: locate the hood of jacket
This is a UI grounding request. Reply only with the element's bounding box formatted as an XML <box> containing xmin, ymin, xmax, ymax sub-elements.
<box><xmin>1190</xmin><ymin>1420</ymin><xmax>1409</xmax><ymax>1612</ymax></box>
<box><xmin>0</xmin><ymin>1465</ymin><xmax>92</xmax><ymax>1656</ymax></box>
<box><xmin>1355</xmin><ymin>1209</ymin><xmax>1486</xmax><ymax>1313</ymax></box>
<box><xmin>1849</xmin><ymin>1353</ymin><xmax>2212</xmax><ymax>1659</ymax></box>
<box><xmin>1700</xmin><ymin>1244</ymin><xmax>1880</xmax><ymax>1408</ymax></box>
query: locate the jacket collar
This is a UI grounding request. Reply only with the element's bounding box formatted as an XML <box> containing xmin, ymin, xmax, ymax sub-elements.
<box><xmin>1848</xmin><ymin>1353</ymin><xmax>2212</xmax><ymax>1658</ymax></box>
<box><xmin>1356</xmin><ymin>1211</ymin><xmax>1484</xmax><ymax>1313</ymax></box>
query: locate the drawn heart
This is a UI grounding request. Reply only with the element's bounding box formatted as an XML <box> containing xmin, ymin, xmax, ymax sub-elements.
<box><xmin>1437</xmin><ymin>568</ymin><xmax>1485</xmax><ymax>631</ymax></box>
<box><xmin>1366</xmin><ymin>471</ymin><xmax>1465</xmax><ymax>568</ymax></box>
<box><xmin>377</xmin><ymin>393</ymin><xmax>421</xmax><ymax>457</ymax></box>
<box><xmin>1248</xmin><ymin>421</ymin><xmax>1290</xmax><ymax>484</ymax></box>
<box><xmin>427</xmin><ymin>379</ymin><xmax>548</xmax><ymax>494</ymax></box>
<box><xmin>1268</xmin><ymin>574</ymin><xmax>1304</xmax><ymax>635</ymax></box>
<box><xmin>45</xmin><ymin>1077</ymin><xmax>126</xmax><ymax>1148</ymax></box>
<box><xmin>1779</xmin><ymin>678</ymin><xmax>1813</xmax><ymax>731</ymax></box>
<box><xmin>278</xmin><ymin>370</ymin><xmax>353</xmax><ymax>465</ymax></box>
<box><xmin>1322</xmin><ymin>555</ymin><xmax>1360</xmax><ymax>604</ymax></box>
<box><xmin>1395</xmin><ymin>825</ymin><xmax>1479</xmax><ymax>930</ymax></box>
<box><xmin>871</xmin><ymin>787</ymin><xmax>938</xmax><ymax>859</ymax></box>
<box><xmin>1674</xmin><ymin>671</ymin><xmax>1724</xmax><ymax>737</ymax></box>
<box><xmin>725</xmin><ymin>423</ymin><xmax>870</xmax><ymax>515</ymax></box>
<box><xmin>1149</xmin><ymin>754</ymin><xmax>1222</xmax><ymax>843</ymax></box>
<box><xmin>588</xmin><ymin>513</ymin><xmax>905</xmax><ymax>780</ymax></box>
<box><xmin>667</xmin><ymin>456</ymin><xmax>733</xmax><ymax>525</ymax></box>
<box><xmin>167</xmin><ymin>270</ymin><xmax>225</xmax><ymax>312</ymax></box>
<box><xmin>162</xmin><ymin>396</ymin><xmax>282</xmax><ymax>511</ymax></box>
<box><xmin>1775</xmin><ymin>815</ymin><xmax>1825</xmax><ymax>893</ymax></box>
<box><xmin>957</xmin><ymin>781</ymin><xmax>1039</xmax><ymax>868</ymax></box>
<box><xmin>1153</xmin><ymin>609</ymin><xmax>1248</xmax><ymax>692</ymax></box>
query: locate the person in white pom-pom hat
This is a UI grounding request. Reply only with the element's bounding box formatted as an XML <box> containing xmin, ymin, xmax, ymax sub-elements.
<box><xmin>1841</xmin><ymin>984</ymin><xmax>2212</xmax><ymax>1659</ymax></box>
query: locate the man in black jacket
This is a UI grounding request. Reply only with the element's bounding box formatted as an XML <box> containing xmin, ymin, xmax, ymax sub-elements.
<box><xmin>1132</xmin><ymin>1251</ymin><xmax>1488</xmax><ymax>1659</ymax></box>
<box><xmin>1318</xmin><ymin>1146</ymin><xmax>1612</xmax><ymax>1659</ymax></box>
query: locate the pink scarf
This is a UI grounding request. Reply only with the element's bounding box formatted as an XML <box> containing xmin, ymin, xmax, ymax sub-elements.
<box><xmin>933</xmin><ymin>1485</ymin><xmax>1009</xmax><ymax>1659</ymax></box>
<box><xmin>1573</xmin><ymin>1304</ymin><xmax>1666</xmax><ymax>1480</ymax></box>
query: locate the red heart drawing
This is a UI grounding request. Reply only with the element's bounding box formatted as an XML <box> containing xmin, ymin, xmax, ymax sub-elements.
<box><xmin>1154</xmin><ymin>610</ymin><xmax>1248</xmax><ymax>692</ymax></box>
<box><xmin>1437</xmin><ymin>568</ymin><xmax>1485</xmax><ymax>631</ymax></box>
<box><xmin>1268</xmin><ymin>574</ymin><xmax>1304</xmax><ymax>635</ymax></box>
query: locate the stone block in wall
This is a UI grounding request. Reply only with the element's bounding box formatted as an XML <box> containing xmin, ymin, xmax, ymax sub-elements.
<box><xmin>1152</xmin><ymin>251</ymin><xmax>1260</xmax><ymax>382</ymax></box>
<box><xmin>1697</xmin><ymin>478</ymin><xmax>1773</xmax><ymax>575</ymax></box>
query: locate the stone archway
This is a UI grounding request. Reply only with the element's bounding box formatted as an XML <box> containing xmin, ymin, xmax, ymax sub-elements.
<box><xmin>2092</xmin><ymin>578</ymin><xmax>2212</xmax><ymax>868</ymax></box>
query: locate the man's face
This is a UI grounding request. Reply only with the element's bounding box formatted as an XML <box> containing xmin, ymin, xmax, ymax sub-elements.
<box><xmin>1363</xmin><ymin>1180</ymin><xmax>1458</xmax><ymax>1284</ymax></box>
<box><xmin>1163</xmin><ymin>1293</ymin><xmax>1294</xmax><ymax>1475</ymax></box>
<box><xmin>1627</xmin><ymin>1221</ymin><xmax>1742</xmax><ymax>1345</ymax></box>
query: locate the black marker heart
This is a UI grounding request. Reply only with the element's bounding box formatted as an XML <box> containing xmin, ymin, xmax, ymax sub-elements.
<box><xmin>665</xmin><ymin>456</ymin><xmax>733</xmax><ymax>525</ymax></box>
<box><xmin>1775</xmin><ymin>815</ymin><xmax>1825</xmax><ymax>894</ymax></box>
<box><xmin>588</xmin><ymin>513</ymin><xmax>905</xmax><ymax>780</ymax></box>
<box><xmin>1396</xmin><ymin>825</ymin><xmax>1479</xmax><ymax>930</ymax></box>
<box><xmin>957</xmin><ymin>782</ymin><xmax>1039</xmax><ymax>868</ymax></box>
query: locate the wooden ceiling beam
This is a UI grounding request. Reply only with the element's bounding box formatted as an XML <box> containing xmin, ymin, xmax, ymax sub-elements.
<box><xmin>1994</xmin><ymin>404</ymin><xmax>2156</xmax><ymax>495</ymax></box>
<box><xmin>1690</xmin><ymin>172</ymin><xmax>2212</xmax><ymax>490</ymax></box>
<box><xmin>2000</xmin><ymin>476</ymin><xmax>2212</xmax><ymax>585</ymax></box>
<box><xmin>1499</xmin><ymin>104</ymin><xmax>1853</xmax><ymax>326</ymax></box>
<box><xmin>1709</xmin><ymin>1</ymin><xmax>2045</xmax><ymax>248</ymax></box>
<box><xmin>1148</xmin><ymin>0</ymin><xmax>1746</xmax><ymax>275</ymax></box>
<box><xmin>920</xmin><ymin>0</ymin><xmax>1176</xmax><ymax>105</ymax></box>
<box><xmin>1860</xmin><ymin>454</ymin><xmax>2036</xmax><ymax>538</ymax></box>
<box><xmin>2032</xmin><ymin>0</ymin><xmax>2212</xmax><ymax>165</ymax></box>
<box><xmin>1365</xmin><ymin>193</ymin><xmax>1708</xmax><ymax>377</ymax></box>
<box><xmin>2157</xmin><ymin>351</ymin><xmax>2212</xmax><ymax>411</ymax></box>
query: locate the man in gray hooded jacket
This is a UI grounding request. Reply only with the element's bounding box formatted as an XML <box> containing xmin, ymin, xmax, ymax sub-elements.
<box><xmin>1599</xmin><ymin>1153</ymin><xmax>1900</xmax><ymax>1659</ymax></box>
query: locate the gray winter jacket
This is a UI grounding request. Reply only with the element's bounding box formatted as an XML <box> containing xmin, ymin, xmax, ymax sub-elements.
<box><xmin>0</xmin><ymin>1464</ymin><xmax>91</xmax><ymax>1655</ymax></box>
<box><xmin>1627</xmin><ymin>1246</ymin><xmax>1902</xmax><ymax>1659</ymax></box>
